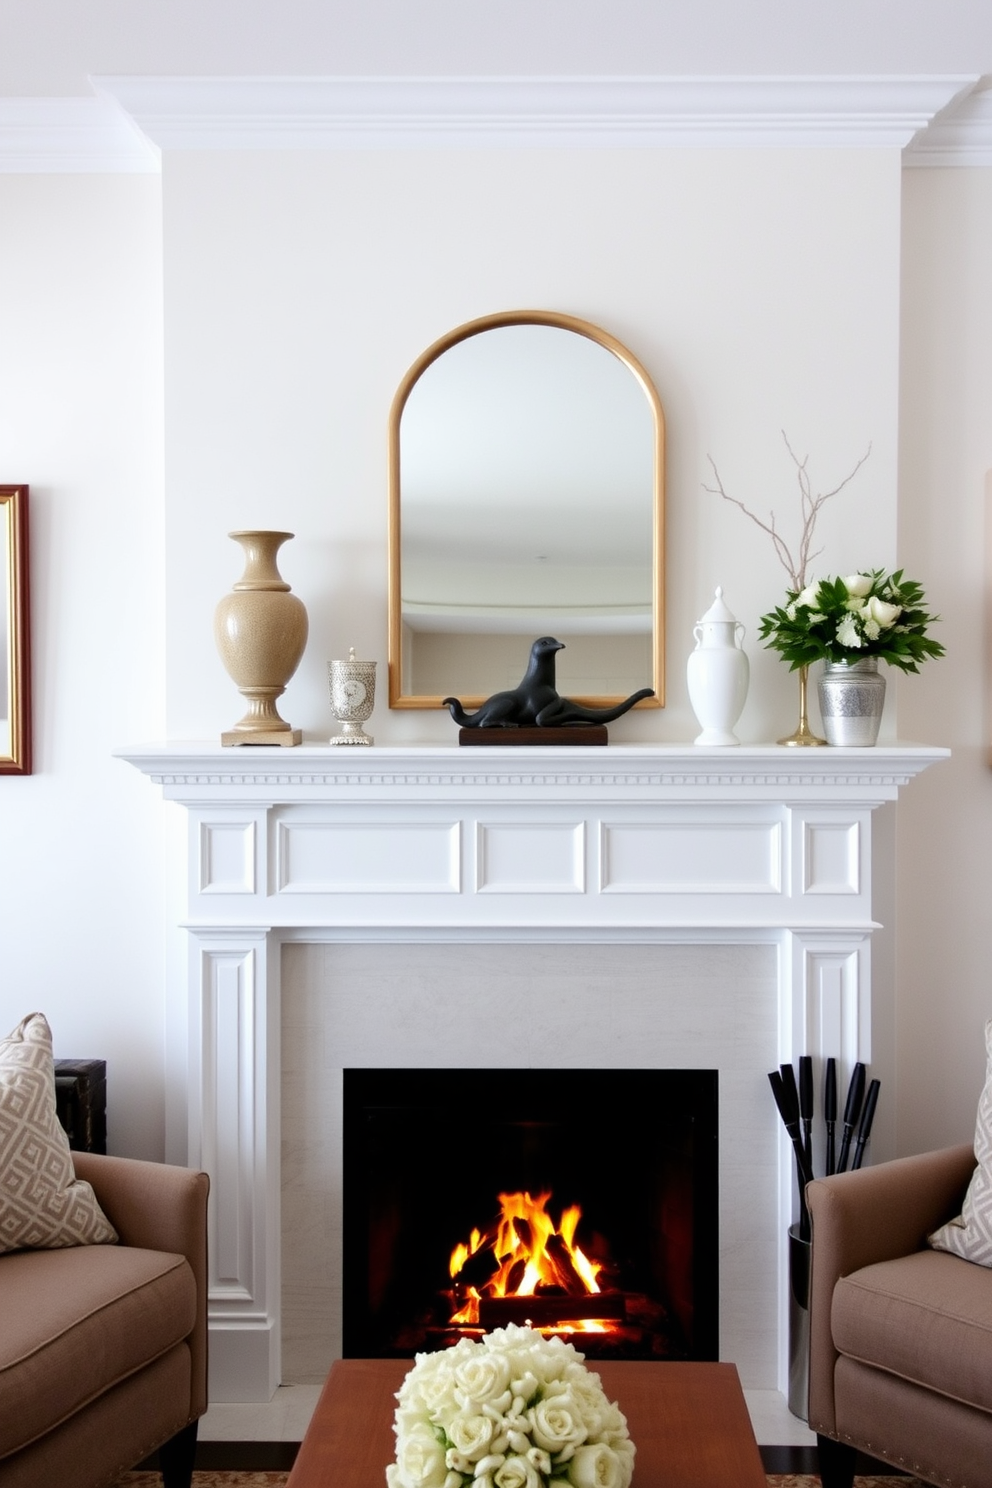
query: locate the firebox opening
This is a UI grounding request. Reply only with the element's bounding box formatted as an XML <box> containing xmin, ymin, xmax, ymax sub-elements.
<box><xmin>342</xmin><ymin>1067</ymin><xmax>718</xmax><ymax>1361</ymax></box>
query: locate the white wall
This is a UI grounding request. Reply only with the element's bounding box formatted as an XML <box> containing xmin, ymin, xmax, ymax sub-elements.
<box><xmin>896</xmin><ymin>166</ymin><xmax>992</xmax><ymax>1150</ymax></box>
<box><xmin>4</xmin><ymin>144</ymin><xmax>987</xmax><ymax>1176</ymax></box>
<box><xmin>0</xmin><ymin>174</ymin><xmax>167</xmax><ymax>1157</ymax></box>
<box><xmin>149</xmin><ymin>142</ymin><xmax>908</xmax><ymax>1177</ymax></box>
<box><xmin>162</xmin><ymin>147</ymin><xmax>902</xmax><ymax>750</ymax></box>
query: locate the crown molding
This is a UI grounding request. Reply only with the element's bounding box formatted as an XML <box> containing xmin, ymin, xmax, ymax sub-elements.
<box><xmin>905</xmin><ymin>84</ymin><xmax>992</xmax><ymax>166</ymax></box>
<box><xmin>91</xmin><ymin>74</ymin><xmax>978</xmax><ymax>153</ymax></box>
<box><xmin>1</xmin><ymin>76</ymin><xmax>984</xmax><ymax>172</ymax></box>
<box><xmin>0</xmin><ymin>97</ymin><xmax>159</xmax><ymax>173</ymax></box>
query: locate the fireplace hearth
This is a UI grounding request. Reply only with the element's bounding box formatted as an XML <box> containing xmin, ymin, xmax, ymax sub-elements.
<box><xmin>342</xmin><ymin>1067</ymin><xmax>718</xmax><ymax>1361</ymax></box>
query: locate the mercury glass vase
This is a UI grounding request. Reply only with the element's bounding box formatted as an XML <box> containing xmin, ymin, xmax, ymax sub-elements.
<box><xmin>817</xmin><ymin>657</ymin><xmax>886</xmax><ymax>746</ymax></box>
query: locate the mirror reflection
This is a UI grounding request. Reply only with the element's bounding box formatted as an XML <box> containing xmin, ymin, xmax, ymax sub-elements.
<box><xmin>388</xmin><ymin>312</ymin><xmax>665</xmax><ymax>709</ymax></box>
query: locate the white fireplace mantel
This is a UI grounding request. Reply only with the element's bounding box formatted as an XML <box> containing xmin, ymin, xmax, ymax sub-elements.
<box><xmin>121</xmin><ymin>741</ymin><xmax>947</xmax><ymax>1401</ymax></box>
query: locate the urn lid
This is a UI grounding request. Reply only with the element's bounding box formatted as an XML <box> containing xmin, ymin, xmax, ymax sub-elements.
<box><xmin>696</xmin><ymin>587</ymin><xmax>739</xmax><ymax>625</ymax></box>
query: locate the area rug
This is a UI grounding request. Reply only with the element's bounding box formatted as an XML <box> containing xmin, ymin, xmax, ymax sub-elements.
<box><xmin>767</xmin><ymin>1480</ymin><xmax>925</xmax><ymax>1487</ymax></box>
<box><xmin>114</xmin><ymin>1474</ymin><xmax>927</xmax><ymax>1487</ymax></box>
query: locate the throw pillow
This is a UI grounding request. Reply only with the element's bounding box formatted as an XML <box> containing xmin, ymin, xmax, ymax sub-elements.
<box><xmin>0</xmin><ymin>1012</ymin><xmax>117</xmax><ymax>1252</ymax></box>
<box><xmin>929</xmin><ymin>1018</ymin><xmax>992</xmax><ymax>1266</ymax></box>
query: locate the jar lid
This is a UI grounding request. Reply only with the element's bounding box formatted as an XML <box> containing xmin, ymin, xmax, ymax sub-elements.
<box><xmin>697</xmin><ymin>586</ymin><xmax>738</xmax><ymax>624</ymax></box>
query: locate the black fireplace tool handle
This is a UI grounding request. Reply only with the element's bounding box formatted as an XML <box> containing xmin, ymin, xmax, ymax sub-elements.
<box><xmin>824</xmin><ymin>1057</ymin><xmax>837</xmax><ymax>1176</ymax></box>
<box><xmin>851</xmin><ymin>1079</ymin><xmax>881</xmax><ymax>1170</ymax></box>
<box><xmin>799</xmin><ymin>1055</ymin><xmax>814</xmax><ymax>1174</ymax></box>
<box><xmin>779</xmin><ymin>1061</ymin><xmax>800</xmax><ymax>1121</ymax></box>
<box><xmin>836</xmin><ymin>1062</ymin><xmax>866</xmax><ymax>1174</ymax></box>
<box><xmin>768</xmin><ymin>1070</ymin><xmax>814</xmax><ymax>1241</ymax></box>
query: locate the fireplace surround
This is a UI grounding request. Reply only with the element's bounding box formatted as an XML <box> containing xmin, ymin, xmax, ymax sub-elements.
<box><xmin>121</xmin><ymin>740</ymin><xmax>946</xmax><ymax>1402</ymax></box>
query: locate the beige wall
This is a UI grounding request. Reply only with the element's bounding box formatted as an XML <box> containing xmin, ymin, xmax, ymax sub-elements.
<box><xmin>896</xmin><ymin>166</ymin><xmax>992</xmax><ymax>1150</ymax></box>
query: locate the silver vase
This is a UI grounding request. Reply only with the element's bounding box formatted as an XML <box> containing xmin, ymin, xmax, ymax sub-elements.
<box><xmin>817</xmin><ymin>658</ymin><xmax>886</xmax><ymax>746</ymax></box>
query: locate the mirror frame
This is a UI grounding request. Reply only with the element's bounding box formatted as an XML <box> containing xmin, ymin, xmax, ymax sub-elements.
<box><xmin>387</xmin><ymin>310</ymin><xmax>665</xmax><ymax>711</ymax></box>
<box><xmin>0</xmin><ymin>485</ymin><xmax>31</xmax><ymax>775</ymax></box>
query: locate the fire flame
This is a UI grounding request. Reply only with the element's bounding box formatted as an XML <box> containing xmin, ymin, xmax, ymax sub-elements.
<box><xmin>448</xmin><ymin>1191</ymin><xmax>606</xmax><ymax>1332</ymax></box>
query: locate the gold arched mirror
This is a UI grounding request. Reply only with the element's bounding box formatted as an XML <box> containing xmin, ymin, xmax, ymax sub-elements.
<box><xmin>388</xmin><ymin>311</ymin><xmax>665</xmax><ymax>710</ymax></box>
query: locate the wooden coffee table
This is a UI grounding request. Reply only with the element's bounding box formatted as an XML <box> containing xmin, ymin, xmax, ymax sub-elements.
<box><xmin>286</xmin><ymin>1358</ymin><xmax>766</xmax><ymax>1487</ymax></box>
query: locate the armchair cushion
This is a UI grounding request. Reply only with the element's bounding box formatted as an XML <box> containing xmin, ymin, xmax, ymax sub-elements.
<box><xmin>0</xmin><ymin>1013</ymin><xmax>116</xmax><ymax>1253</ymax></box>
<box><xmin>0</xmin><ymin>1243</ymin><xmax>197</xmax><ymax>1459</ymax></box>
<box><xmin>930</xmin><ymin>1017</ymin><xmax>992</xmax><ymax>1266</ymax></box>
<box><xmin>832</xmin><ymin>1247</ymin><xmax>992</xmax><ymax>1413</ymax></box>
<box><xmin>807</xmin><ymin>1143</ymin><xmax>977</xmax><ymax>1441</ymax></box>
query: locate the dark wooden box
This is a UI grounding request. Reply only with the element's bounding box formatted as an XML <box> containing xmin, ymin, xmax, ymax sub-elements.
<box><xmin>458</xmin><ymin>725</ymin><xmax>608</xmax><ymax>746</ymax></box>
<box><xmin>54</xmin><ymin>1058</ymin><xmax>107</xmax><ymax>1154</ymax></box>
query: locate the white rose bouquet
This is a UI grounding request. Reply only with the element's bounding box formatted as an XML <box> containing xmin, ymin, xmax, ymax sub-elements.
<box><xmin>757</xmin><ymin>569</ymin><xmax>944</xmax><ymax>672</ymax></box>
<box><xmin>387</xmin><ymin>1325</ymin><xmax>635</xmax><ymax>1488</ymax></box>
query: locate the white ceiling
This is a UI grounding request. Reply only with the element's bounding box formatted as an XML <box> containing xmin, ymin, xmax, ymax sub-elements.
<box><xmin>1</xmin><ymin>0</ymin><xmax>991</xmax><ymax>98</ymax></box>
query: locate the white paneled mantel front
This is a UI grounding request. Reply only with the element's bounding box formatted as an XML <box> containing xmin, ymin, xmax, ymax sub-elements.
<box><xmin>121</xmin><ymin>741</ymin><xmax>946</xmax><ymax>1401</ymax></box>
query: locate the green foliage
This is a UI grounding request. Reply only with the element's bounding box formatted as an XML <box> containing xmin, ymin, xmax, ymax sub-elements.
<box><xmin>757</xmin><ymin>569</ymin><xmax>945</xmax><ymax>673</ymax></box>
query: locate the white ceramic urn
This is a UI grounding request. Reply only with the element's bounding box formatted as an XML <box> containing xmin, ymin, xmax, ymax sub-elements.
<box><xmin>686</xmin><ymin>587</ymin><xmax>750</xmax><ymax>746</ymax></box>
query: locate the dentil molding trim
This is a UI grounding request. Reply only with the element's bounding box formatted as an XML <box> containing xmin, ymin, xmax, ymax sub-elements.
<box><xmin>118</xmin><ymin>742</ymin><xmax>949</xmax><ymax>802</ymax></box>
<box><xmin>1</xmin><ymin>75</ymin><xmax>984</xmax><ymax>170</ymax></box>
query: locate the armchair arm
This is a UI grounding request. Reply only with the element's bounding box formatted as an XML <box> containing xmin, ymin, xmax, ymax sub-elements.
<box><xmin>72</xmin><ymin>1152</ymin><xmax>210</xmax><ymax>1418</ymax></box>
<box><xmin>807</xmin><ymin>1144</ymin><xmax>975</xmax><ymax>1435</ymax></box>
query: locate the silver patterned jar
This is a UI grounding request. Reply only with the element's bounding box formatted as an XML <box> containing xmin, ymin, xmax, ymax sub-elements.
<box><xmin>328</xmin><ymin>649</ymin><xmax>376</xmax><ymax>746</ymax></box>
<box><xmin>817</xmin><ymin>657</ymin><xmax>886</xmax><ymax>746</ymax></box>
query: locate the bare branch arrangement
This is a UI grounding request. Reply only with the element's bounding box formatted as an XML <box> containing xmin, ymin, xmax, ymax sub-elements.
<box><xmin>703</xmin><ymin>433</ymin><xmax>872</xmax><ymax>593</ymax></box>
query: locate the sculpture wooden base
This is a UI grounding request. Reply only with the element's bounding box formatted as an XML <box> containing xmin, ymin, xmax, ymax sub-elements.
<box><xmin>221</xmin><ymin>728</ymin><xmax>303</xmax><ymax>746</ymax></box>
<box><xmin>458</xmin><ymin>726</ymin><xmax>608</xmax><ymax>746</ymax></box>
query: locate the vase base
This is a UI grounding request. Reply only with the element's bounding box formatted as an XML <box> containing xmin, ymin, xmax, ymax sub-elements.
<box><xmin>221</xmin><ymin>727</ymin><xmax>303</xmax><ymax>746</ymax></box>
<box><xmin>777</xmin><ymin>726</ymin><xmax>828</xmax><ymax>747</ymax></box>
<box><xmin>329</xmin><ymin>732</ymin><xmax>374</xmax><ymax>746</ymax></box>
<box><xmin>693</xmin><ymin>730</ymin><xmax>740</xmax><ymax>746</ymax></box>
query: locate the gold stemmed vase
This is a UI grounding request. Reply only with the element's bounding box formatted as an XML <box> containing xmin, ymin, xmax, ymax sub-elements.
<box><xmin>778</xmin><ymin>665</ymin><xmax>826</xmax><ymax>747</ymax></box>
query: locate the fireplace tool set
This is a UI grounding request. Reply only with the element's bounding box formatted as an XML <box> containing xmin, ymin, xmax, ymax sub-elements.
<box><xmin>768</xmin><ymin>1057</ymin><xmax>880</xmax><ymax>1241</ymax></box>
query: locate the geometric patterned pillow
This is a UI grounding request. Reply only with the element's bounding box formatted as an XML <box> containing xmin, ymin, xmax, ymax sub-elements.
<box><xmin>929</xmin><ymin>1018</ymin><xmax>992</xmax><ymax>1266</ymax></box>
<box><xmin>0</xmin><ymin>1012</ymin><xmax>117</xmax><ymax>1253</ymax></box>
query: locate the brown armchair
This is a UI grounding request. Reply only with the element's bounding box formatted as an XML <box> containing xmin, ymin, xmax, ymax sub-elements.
<box><xmin>0</xmin><ymin>1153</ymin><xmax>208</xmax><ymax>1488</ymax></box>
<box><xmin>807</xmin><ymin>1144</ymin><xmax>992</xmax><ymax>1488</ymax></box>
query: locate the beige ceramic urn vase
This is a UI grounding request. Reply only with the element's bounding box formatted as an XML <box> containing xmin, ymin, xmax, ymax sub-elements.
<box><xmin>214</xmin><ymin>530</ymin><xmax>309</xmax><ymax>746</ymax></box>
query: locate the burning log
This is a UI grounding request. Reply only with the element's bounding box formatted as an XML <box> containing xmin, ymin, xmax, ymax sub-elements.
<box><xmin>478</xmin><ymin>1294</ymin><xmax>626</xmax><ymax>1328</ymax></box>
<box><xmin>544</xmin><ymin>1233</ymin><xmax>590</xmax><ymax>1296</ymax></box>
<box><xmin>512</xmin><ymin>1217</ymin><xmax>533</xmax><ymax>1251</ymax></box>
<box><xmin>448</xmin><ymin>1190</ymin><xmax>607</xmax><ymax>1333</ymax></box>
<box><xmin>504</xmin><ymin>1257</ymin><xmax>528</xmax><ymax>1295</ymax></box>
<box><xmin>456</xmin><ymin>1245</ymin><xmax>498</xmax><ymax>1289</ymax></box>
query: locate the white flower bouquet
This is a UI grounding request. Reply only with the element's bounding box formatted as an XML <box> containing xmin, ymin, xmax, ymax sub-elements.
<box><xmin>387</xmin><ymin>1324</ymin><xmax>635</xmax><ymax>1488</ymax></box>
<box><xmin>757</xmin><ymin>569</ymin><xmax>944</xmax><ymax>672</ymax></box>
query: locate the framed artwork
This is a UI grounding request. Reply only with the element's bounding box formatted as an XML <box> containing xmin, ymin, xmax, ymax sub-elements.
<box><xmin>0</xmin><ymin>485</ymin><xmax>30</xmax><ymax>774</ymax></box>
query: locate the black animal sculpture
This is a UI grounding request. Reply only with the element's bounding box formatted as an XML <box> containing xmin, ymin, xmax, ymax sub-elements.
<box><xmin>443</xmin><ymin>637</ymin><xmax>655</xmax><ymax>728</ymax></box>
